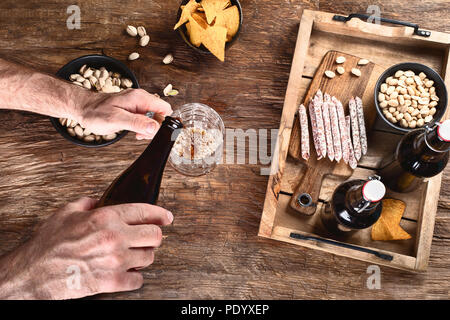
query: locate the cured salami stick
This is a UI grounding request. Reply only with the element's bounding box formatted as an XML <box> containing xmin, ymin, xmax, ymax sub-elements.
<box><xmin>313</xmin><ymin>91</ymin><xmax>327</xmax><ymax>159</ymax></box>
<box><xmin>329</xmin><ymin>100</ymin><xmax>342</xmax><ymax>162</ymax></box>
<box><xmin>349</xmin><ymin>97</ymin><xmax>362</xmax><ymax>161</ymax></box>
<box><xmin>315</xmin><ymin>89</ymin><xmax>324</xmax><ymax>104</ymax></box>
<box><xmin>308</xmin><ymin>100</ymin><xmax>322</xmax><ymax>160</ymax></box>
<box><xmin>333</xmin><ymin>96</ymin><xmax>350</xmax><ymax>164</ymax></box>
<box><xmin>355</xmin><ymin>96</ymin><xmax>368</xmax><ymax>155</ymax></box>
<box><xmin>346</xmin><ymin>116</ymin><xmax>358</xmax><ymax>169</ymax></box>
<box><xmin>298</xmin><ymin>104</ymin><xmax>310</xmax><ymax>161</ymax></box>
<box><xmin>322</xmin><ymin>101</ymin><xmax>335</xmax><ymax>161</ymax></box>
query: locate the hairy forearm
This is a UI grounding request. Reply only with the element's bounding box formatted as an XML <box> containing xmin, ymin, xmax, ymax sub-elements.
<box><xmin>0</xmin><ymin>58</ymin><xmax>91</xmax><ymax>120</ymax></box>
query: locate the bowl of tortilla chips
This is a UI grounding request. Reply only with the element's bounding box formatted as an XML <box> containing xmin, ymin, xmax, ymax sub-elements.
<box><xmin>174</xmin><ymin>0</ymin><xmax>243</xmax><ymax>62</ymax></box>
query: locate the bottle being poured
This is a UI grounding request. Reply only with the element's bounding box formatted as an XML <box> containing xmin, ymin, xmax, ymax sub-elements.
<box><xmin>321</xmin><ymin>176</ymin><xmax>386</xmax><ymax>234</ymax></box>
<box><xmin>97</xmin><ymin>116</ymin><xmax>183</xmax><ymax>207</ymax></box>
<box><xmin>377</xmin><ymin>120</ymin><xmax>450</xmax><ymax>193</ymax></box>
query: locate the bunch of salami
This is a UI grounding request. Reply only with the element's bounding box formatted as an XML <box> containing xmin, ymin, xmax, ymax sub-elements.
<box><xmin>298</xmin><ymin>90</ymin><xmax>367</xmax><ymax>169</ymax></box>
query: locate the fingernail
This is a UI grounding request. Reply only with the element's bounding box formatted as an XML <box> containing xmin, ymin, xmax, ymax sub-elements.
<box><xmin>167</xmin><ymin>211</ymin><xmax>174</xmax><ymax>223</ymax></box>
<box><xmin>147</xmin><ymin>122</ymin><xmax>156</xmax><ymax>134</ymax></box>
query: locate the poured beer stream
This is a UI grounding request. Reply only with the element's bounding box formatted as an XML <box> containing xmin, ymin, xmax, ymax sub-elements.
<box><xmin>97</xmin><ymin>116</ymin><xmax>183</xmax><ymax>207</ymax></box>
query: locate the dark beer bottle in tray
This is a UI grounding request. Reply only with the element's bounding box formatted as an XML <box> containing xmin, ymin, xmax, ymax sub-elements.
<box><xmin>378</xmin><ymin>120</ymin><xmax>450</xmax><ymax>193</ymax></box>
<box><xmin>321</xmin><ymin>176</ymin><xmax>386</xmax><ymax>234</ymax></box>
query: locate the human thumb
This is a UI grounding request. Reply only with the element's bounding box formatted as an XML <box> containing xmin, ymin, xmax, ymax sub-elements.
<box><xmin>117</xmin><ymin>110</ymin><xmax>160</xmax><ymax>137</ymax></box>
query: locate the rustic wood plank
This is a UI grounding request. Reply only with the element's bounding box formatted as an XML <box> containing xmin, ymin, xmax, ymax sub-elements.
<box><xmin>304</xmin><ymin>30</ymin><xmax>446</xmax><ymax>78</ymax></box>
<box><xmin>274</xmin><ymin>194</ymin><xmax>418</xmax><ymax>257</ymax></box>
<box><xmin>312</xmin><ymin>10</ymin><xmax>450</xmax><ymax>47</ymax></box>
<box><xmin>0</xmin><ymin>0</ymin><xmax>449</xmax><ymax>299</ymax></box>
<box><xmin>272</xmin><ymin>225</ymin><xmax>418</xmax><ymax>272</ymax></box>
<box><xmin>413</xmin><ymin>43</ymin><xmax>450</xmax><ymax>271</ymax></box>
<box><xmin>259</xmin><ymin>9</ymin><xmax>315</xmax><ymax>237</ymax></box>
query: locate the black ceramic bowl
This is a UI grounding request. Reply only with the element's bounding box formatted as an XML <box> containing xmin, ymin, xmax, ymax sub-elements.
<box><xmin>50</xmin><ymin>54</ymin><xmax>139</xmax><ymax>148</ymax></box>
<box><xmin>176</xmin><ymin>0</ymin><xmax>243</xmax><ymax>54</ymax></box>
<box><xmin>374</xmin><ymin>62</ymin><xmax>448</xmax><ymax>133</ymax></box>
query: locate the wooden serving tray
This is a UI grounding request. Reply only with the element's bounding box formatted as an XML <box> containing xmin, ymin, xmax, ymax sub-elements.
<box><xmin>258</xmin><ymin>9</ymin><xmax>450</xmax><ymax>272</ymax></box>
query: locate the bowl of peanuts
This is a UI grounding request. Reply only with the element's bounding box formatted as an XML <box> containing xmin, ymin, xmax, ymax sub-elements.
<box><xmin>375</xmin><ymin>62</ymin><xmax>447</xmax><ymax>132</ymax></box>
<box><xmin>50</xmin><ymin>54</ymin><xmax>139</xmax><ymax>147</ymax></box>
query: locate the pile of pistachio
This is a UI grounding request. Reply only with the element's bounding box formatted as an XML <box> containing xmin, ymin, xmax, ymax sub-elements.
<box><xmin>59</xmin><ymin>64</ymin><xmax>133</xmax><ymax>143</ymax></box>
<box><xmin>69</xmin><ymin>64</ymin><xmax>133</xmax><ymax>93</ymax></box>
<box><xmin>378</xmin><ymin>69</ymin><xmax>439</xmax><ymax>129</ymax></box>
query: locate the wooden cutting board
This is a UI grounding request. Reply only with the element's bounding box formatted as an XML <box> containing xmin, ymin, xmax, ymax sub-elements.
<box><xmin>288</xmin><ymin>50</ymin><xmax>383</xmax><ymax>215</ymax></box>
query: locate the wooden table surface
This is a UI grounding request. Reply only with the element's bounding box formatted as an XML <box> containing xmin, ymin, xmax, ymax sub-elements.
<box><xmin>0</xmin><ymin>0</ymin><xmax>449</xmax><ymax>299</ymax></box>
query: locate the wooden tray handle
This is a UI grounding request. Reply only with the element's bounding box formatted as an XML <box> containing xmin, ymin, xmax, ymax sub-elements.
<box><xmin>332</xmin><ymin>13</ymin><xmax>431</xmax><ymax>38</ymax></box>
<box><xmin>289</xmin><ymin>166</ymin><xmax>325</xmax><ymax>216</ymax></box>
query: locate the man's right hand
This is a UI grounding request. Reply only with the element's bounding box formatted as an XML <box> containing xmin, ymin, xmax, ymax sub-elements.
<box><xmin>77</xmin><ymin>89</ymin><xmax>173</xmax><ymax>141</ymax></box>
<box><xmin>0</xmin><ymin>197</ymin><xmax>173</xmax><ymax>299</ymax></box>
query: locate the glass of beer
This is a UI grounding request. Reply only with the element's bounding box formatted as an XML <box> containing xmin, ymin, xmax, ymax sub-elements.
<box><xmin>169</xmin><ymin>103</ymin><xmax>225</xmax><ymax>176</ymax></box>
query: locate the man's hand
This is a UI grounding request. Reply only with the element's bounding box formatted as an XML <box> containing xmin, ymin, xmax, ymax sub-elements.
<box><xmin>0</xmin><ymin>58</ymin><xmax>172</xmax><ymax>140</ymax></box>
<box><xmin>0</xmin><ymin>198</ymin><xmax>173</xmax><ymax>299</ymax></box>
<box><xmin>78</xmin><ymin>89</ymin><xmax>172</xmax><ymax>140</ymax></box>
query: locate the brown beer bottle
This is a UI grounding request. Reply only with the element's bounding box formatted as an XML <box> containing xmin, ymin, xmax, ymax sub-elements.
<box><xmin>377</xmin><ymin>120</ymin><xmax>450</xmax><ymax>193</ymax></box>
<box><xmin>321</xmin><ymin>176</ymin><xmax>386</xmax><ymax>234</ymax></box>
<box><xmin>97</xmin><ymin>116</ymin><xmax>183</xmax><ymax>207</ymax></box>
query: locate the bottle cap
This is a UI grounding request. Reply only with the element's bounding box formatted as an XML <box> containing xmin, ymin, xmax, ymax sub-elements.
<box><xmin>362</xmin><ymin>180</ymin><xmax>386</xmax><ymax>202</ymax></box>
<box><xmin>437</xmin><ymin>120</ymin><xmax>450</xmax><ymax>142</ymax></box>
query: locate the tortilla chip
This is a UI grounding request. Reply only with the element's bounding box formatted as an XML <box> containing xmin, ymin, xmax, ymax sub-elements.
<box><xmin>202</xmin><ymin>26</ymin><xmax>227</xmax><ymax>61</ymax></box>
<box><xmin>187</xmin><ymin>15</ymin><xmax>207</xmax><ymax>47</ymax></box>
<box><xmin>371</xmin><ymin>199</ymin><xmax>412</xmax><ymax>241</ymax></box>
<box><xmin>192</xmin><ymin>11</ymin><xmax>209</xmax><ymax>29</ymax></box>
<box><xmin>174</xmin><ymin>0</ymin><xmax>201</xmax><ymax>30</ymax></box>
<box><xmin>186</xmin><ymin>22</ymin><xmax>192</xmax><ymax>42</ymax></box>
<box><xmin>201</xmin><ymin>0</ymin><xmax>231</xmax><ymax>24</ymax></box>
<box><xmin>214</xmin><ymin>5</ymin><xmax>239</xmax><ymax>39</ymax></box>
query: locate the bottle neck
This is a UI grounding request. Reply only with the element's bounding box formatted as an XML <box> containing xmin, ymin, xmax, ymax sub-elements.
<box><xmin>424</xmin><ymin>126</ymin><xmax>450</xmax><ymax>153</ymax></box>
<box><xmin>140</xmin><ymin>116</ymin><xmax>183</xmax><ymax>160</ymax></box>
<box><xmin>408</xmin><ymin>126</ymin><xmax>450</xmax><ymax>163</ymax></box>
<box><xmin>345</xmin><ymin>184</ymin><xmax>379</xmax><ymax>214</ymax></box>
<box><xmin>96</xmin><ymin>116</ymin><xmax>183</xmax><ymax>207</ymax></box>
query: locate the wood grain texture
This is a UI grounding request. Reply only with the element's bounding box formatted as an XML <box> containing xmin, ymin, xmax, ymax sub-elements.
<box><xmin>259</xmin><ymin>9</ymin><xmax>315</xmax><ymax>233</ymax></box>
<box><xmin>0</xmin><ymin>0</ymin><xmax>449</xmax><ymax>299</ymax></box>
